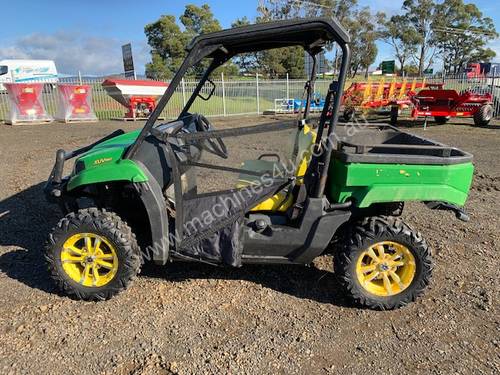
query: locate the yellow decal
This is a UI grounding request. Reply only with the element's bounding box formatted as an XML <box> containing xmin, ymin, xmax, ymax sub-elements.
<box><xmin>93</xmin><ymin>157</ymin><xmax>113</xmax><ymax>165</ymax></box>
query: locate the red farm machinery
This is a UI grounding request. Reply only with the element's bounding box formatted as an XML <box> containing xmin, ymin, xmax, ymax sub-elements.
<box><xmin>408</xmin><ymin>84</ymin><xmax>494</xmax><ymax>127</ymax></box>
<box><xmin>341</xmin><ymin>78</ymin><xmax>427</xmax><ymax>122</ymax></box>
<box><xmin>342</xmin><ymin>78</ymin><xmax>495</xmax><ymax>127</ymax></box>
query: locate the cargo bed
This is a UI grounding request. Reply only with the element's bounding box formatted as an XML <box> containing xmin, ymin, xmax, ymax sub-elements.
<box><xmin>327</xmin><ymin>124</ymin><xmax>474</xmax><ymax>208</ymax></box>
<box><xmin>333</xmin><ymin>124</ymin><xmax>472</xmax><ymax>165</ymax></box>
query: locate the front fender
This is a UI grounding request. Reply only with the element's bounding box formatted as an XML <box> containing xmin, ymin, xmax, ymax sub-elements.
<box><xmin>67</xmin><ymin>159</ymin><xmax>148</xmax><ymax>191</ymax></box>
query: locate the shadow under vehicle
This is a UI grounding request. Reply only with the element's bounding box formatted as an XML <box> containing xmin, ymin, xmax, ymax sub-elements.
<box><xmin>44</xmin><ymin>17</ymin><xmax>474</xmax><ymax>310</ymax></box>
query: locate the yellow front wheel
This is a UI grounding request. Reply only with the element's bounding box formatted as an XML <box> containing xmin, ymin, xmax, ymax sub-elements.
<box><xmin>335</xmin><ymin>216</ymin><xmax>433</xmax><ymax>310</ymax></box>
<box><xmin>61</xmin><ymin>233</ymin><xmax>119</xmax><ymax>287</ymax></box>
<box><xmin>45</xmin><ymin>208</ymin><xmax>142</xmax><ymax>301</ymax></box>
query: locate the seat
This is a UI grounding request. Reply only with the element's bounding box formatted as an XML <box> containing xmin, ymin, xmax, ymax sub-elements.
<box><xmin>238</xmin><ymin>124</ymin><xmax>316</xmax><ymax>212</ymax></box>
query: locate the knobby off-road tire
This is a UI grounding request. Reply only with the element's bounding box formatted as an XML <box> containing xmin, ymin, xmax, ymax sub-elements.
<box><xmin>434</xmin><ymin>116</ymin><xmax>450</xmax><ymax>125</ymax></box>
<box><xmin>334</xmin><ymin>216</ymin><xmax>433</xmax><ymax>310</ymax></box>
<box><xmin>44</xmin><ymin>208</ymin><xmax>142</xmax><ymax>301</ymax></box>
<box><xmin>473</xmin><ymin>104</ymin><xmax>494</xmax><ymax>126</ymax></box>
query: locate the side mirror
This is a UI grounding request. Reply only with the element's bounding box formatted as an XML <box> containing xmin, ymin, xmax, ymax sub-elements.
<box><xmin>197</xmin><ymin>79</ymin><xmax>216</xmax><ymax>101</ymax></box>
<box><xmin>0</xmin><ymin>66</ymin><xmax>8</xmax><ymax>76</ymax></box>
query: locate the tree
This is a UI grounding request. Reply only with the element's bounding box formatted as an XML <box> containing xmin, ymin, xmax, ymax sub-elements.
<box><xmin>180</xmin><ymin>4</ymin><xmax>221</xmax><ymax>37</ymax></box>
<box><xmin>302</xmin><ymin>0</ymin><xmax>358</xmax><ymax>22</ymax></box>
<box><xmin>144</xmin><ymin>4</ymin><xmax>222</xmax><ymax>79</ymax></box>
<box><xmin>433</xmin><ymin>0</ymin><xmax>497</xmax><ymax>74</ymax></box>
<box><xmin>255</xmin><ymin>0</ymin><xmax>305</xmax><ymax>78</ymax></box>
<box><xmin>302</xmin><ymin>1</ymin><xmax>359</xmax><ymax>72</ymax></box>
<box><xmin>402</xmin><ymin>0</ymin><xmax>438</xmax><ymax>75</ymax></box>
<box><xmin>144</xmin><ymin>15</ymin><xmax>188</xmax><ymax>79</ymax></box>
<box><xmin>347</xmin><ymin>7</ymin><xmax>379</xmax><ymax>77</ymax></box>
<box><xmin>145</xmin><ymin>52</ymin><xmax>173</xmax><ymax>80</ymax></box>
<box><xmin>379</xmin><ymin>14</ymin><xmax>420</xmax><ymax>76</ymax></box>
<box><xmin>231</xmin><ymin>17</ymin><xmax>257</xmax><ymax>75</ymax></box>
<box><xmin>402</xmin><ymin>64</ymin><xmax>420</xmax><ymax>76</ymax></box>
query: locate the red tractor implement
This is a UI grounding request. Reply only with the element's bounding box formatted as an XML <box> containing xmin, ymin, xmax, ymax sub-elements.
<box><xmin>342</xmin><ymin>79</ymin><xmax>427</xmax><ymax>122</ymax></box>
<box><xmin>409</xmin><ymin>85</ymin><xmax>494</xmax><ymax>127</ymax></box>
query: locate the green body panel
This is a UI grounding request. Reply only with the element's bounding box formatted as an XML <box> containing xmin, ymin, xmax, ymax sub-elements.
<box><xmin>327</xmin><ymin>159</ymin><xmax>474</xmax><ymax>208</ymax></box>
<box><xmin>67</xmin><ymin>130</ymin><xmax>148</xmax><ymax>191</ymax></box>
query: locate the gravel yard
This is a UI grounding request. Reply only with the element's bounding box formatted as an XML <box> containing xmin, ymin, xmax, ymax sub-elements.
<box><xmin>0</xmin><ymin>116</ymin><xmax>498</xmax><ymax>374</ymax></box>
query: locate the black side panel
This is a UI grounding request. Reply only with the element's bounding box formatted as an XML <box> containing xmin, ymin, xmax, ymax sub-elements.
<box><xmin>176</xmin><ymin>181</ymin><xmax>288</xmax><ymax>267</ymax></box>
<box><xmin>133</xmin><ymin>135</ymin><xmax>172</xmax><ymax>191</ymax></box>
<box><xmin>242</xmin><ymin>198</ymin><xmax>351</xmax><ymax>264</ymax></box>
<box><xmin>134</xmin><ymin>161</ymin><xmax>170</xmax><ymax>265</ymax></box>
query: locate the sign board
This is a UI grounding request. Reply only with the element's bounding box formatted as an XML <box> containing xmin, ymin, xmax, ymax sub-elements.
<box><xmin>380</xmin><ymin>60</ymin><xmax>396</xmax><ymax>75</ymax></box>
<box><xmin>305</xmin><ymin>51</ymin><xmax>327</xmax><ymax>77</ymax></box>
<box><xmin>122</xmin><ymin>43</ymin><xmax>136</xmax><ymax>79</ymax></box>
<box><xmin>424</xmin><ymin>68</ymin><xmax>434</xmax><ymax>75</ymax></box>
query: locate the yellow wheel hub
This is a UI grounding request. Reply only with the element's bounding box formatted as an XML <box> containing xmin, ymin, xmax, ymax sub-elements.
<box><xmin>355</xmin><ymin>241</ymin><xmax>416</xmax><ymax>297</ymax></box>
<box><xmin>61</xmin><ymin>233</ymin><xmax>118</xmax><ymax>287</ymax></box>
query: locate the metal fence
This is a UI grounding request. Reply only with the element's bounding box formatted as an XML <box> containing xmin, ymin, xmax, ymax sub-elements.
<box><xmin>1</xmin><ymin>74</ymin><xmax>499</xmax><ymax>122</ymax></box>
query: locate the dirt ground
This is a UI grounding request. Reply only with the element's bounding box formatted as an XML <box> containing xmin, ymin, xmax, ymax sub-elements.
<box><xmin>0</xmin><ymin>115</ymin><xmax>498</xmax><ymax>375</ymax></box>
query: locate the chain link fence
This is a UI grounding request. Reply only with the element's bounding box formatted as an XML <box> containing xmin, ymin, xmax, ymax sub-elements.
<box><xmin>1</xmin><ymin>74</ymin><xmax>499</xmax><ymax>122</ymax></box>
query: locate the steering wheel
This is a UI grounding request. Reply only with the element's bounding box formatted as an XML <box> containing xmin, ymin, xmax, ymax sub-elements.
<box><xmin>195</xmin><ymin>114</ymin><xmax>228</xmax><ymax>159</ymax></box>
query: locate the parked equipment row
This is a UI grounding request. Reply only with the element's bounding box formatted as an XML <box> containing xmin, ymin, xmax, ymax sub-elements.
<box><xmin>3</xmin><ymin>83</ymin><xmax>97</xmax><ymax>125</ymax></box>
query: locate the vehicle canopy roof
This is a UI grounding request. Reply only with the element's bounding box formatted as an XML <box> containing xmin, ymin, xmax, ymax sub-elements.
<box><xmin>186</xmin><ymin>17</ymin><xmax>350</xmax><ymax>58</ymax></box>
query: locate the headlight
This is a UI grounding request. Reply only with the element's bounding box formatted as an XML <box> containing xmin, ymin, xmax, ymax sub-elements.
<box><xmin>74</xmin><ymin>160</ymin><xmax>85</xmax><ymax>174</ymax></box>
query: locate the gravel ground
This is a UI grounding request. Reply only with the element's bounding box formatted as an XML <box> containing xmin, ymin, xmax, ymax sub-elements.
<box><xmin>0</xmin><ymin>116</ymin><xmax>499</xmax><ymax>375</ymax></box>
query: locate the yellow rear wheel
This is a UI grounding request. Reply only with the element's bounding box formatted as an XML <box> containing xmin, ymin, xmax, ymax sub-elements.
<box><xmin>335</xmin><ymin>216</ymin><xmax>432</xmax><ymax>310</ymax></box>
<box><xmin>355</xmin><ymin>241</ymin><xmax>416</xmax><ymax>297</ymax></box>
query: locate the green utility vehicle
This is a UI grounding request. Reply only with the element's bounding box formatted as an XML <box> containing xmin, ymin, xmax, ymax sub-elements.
<box><xmin>44</xmin><ymin>18</ymin><xmax>474</xmax><ymax>309</ymax></box>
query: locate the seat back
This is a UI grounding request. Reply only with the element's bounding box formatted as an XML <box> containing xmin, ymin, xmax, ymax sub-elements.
<box><xmin>241</xmin><ymin>124</ymin><xmax>316</xmax><ymax>213</ymax></box>
<box><xmin>292</xmin><ymin>124</ymin><xmax>316</xmax><ymax>179</ymax></box>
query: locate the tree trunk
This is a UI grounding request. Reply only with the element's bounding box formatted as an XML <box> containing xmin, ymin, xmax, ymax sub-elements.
<box><xmin>418</xmin><ymin>44</ymin><xmax>426</xmax><ymax>76</ymax></box>
<box><xmin>352</xmin><ymin>65</ymin><xmax>359</xmax><ymax>78</ymax></box>
<box><xmin>399</xmin><ymin>57</ymin><xmax>406</xmax><ymax>78</ymax></box>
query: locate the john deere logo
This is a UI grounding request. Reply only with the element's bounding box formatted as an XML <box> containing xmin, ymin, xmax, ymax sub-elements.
<box><xmin>93</xmin><ymin>157</ymin><xmax>113</xmax><ymax>165</ymax></box>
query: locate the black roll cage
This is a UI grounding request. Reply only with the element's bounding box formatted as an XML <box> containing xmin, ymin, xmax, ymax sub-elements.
<box><xmin>125</xmin><ymin>17</ymin><xmax>351</xmax><ymax>198</ymax></box>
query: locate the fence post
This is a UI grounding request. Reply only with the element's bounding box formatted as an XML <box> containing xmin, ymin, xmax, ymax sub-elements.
<box><xmin>221</xmin><ymin>72</ymin><xmax>227</xmax><ymax>117</ymax></box>
<box><xmin>256</xmin><ymin>73</ymin><xmax>260</xmax><ymax>114</ymax></box>
<box><xmin>181</xmin><ymin>78</ymin><xmax>187</xmax><ymax>107</ymax></box>
<box><xmin>286</xmin><ymin>73</ymin><xmax>289</xmax><ymax>100</ymax></box>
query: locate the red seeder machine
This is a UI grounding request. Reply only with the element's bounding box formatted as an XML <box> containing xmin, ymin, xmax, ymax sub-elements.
<box><xmin>408</xmin><ymin>84</ymin><xmax>494</xmax><ymax>127</ymax></box>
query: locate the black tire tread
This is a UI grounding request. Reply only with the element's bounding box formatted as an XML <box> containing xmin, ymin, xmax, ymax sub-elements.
<box><xmin>44</xmin><ymin>208</ymin><xmax>142</xmax><ymax>301</ymax></box>
<box><xmin>473</xmin><ymin>104</ymin><xmax>493</xmax><ymax>126</ymax></box>
<box><xmin>334</xmin><ymin>216</ymin><xmax>433</xmax><ymax>310</ymax></box>
<box><xmin>434</xmin><ymin>116</ymin><xmax>450</xmax><ymax>125</ymax></box>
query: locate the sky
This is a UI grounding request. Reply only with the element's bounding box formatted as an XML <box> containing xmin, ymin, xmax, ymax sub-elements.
<box><xmin>0</xmin><ymin>0</ymin><xmax>498</xmax><ymax>75</ymax></box>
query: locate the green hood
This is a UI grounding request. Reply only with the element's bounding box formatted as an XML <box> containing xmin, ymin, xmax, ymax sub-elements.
<box><xmin>67</xmin><ymin>129</ymin><xmax>148</xmax><ymax>191</ymax></box>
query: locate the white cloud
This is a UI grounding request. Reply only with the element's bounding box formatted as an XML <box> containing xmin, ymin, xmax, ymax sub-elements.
<box><xmin>0</xmin><ymin>31</ymin><xmax>149</xmax><ymax>76</ymax></box>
